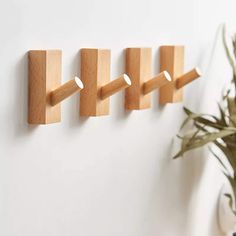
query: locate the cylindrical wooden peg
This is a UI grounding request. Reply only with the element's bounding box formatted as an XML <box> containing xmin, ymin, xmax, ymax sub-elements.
<box><xmin>175</xmin><ymin>67</ymin><xmax>201</xmax><ymax>89</ymax></box>
<box><xmin>50</xmin><ymin>76</ymin><xmax>84</xmax><ymax>106</ymax></box>
<box><xmin>100</xmin><ymin>74</ymin><xmax>131</xmax><ymax>100</ymax></box>
<box><xmin>143</xmin><ymin>71</ymin><xmax>171</xmax><ymax>95</ymax></box>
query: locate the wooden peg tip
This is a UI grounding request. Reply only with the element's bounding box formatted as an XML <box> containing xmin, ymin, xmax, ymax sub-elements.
<box><xmin>176</xmin><ymin>67</ymin><xmax>201</xmax><ymax>89</ymax></box>
<box><xmin>163</xmin><ymin>71</ymin><xmax>172</xmax><ymax>82</ymax></box>
<box><xmin>100</xmin><ymin>74</ymin><xmax>131</xmax><ymax>100</ymax></box>
<box><xmin>123</xmin><ymin>74</ymin><xmax>132</xmax><ymax>86</ymax></box>
<box><xmin>143</xmin><ymin>70</ymin><xmax>171</xmax><ymax>95</ymax></box>
<box><xmin>74</xmin><ymin>76</ymin><xmax>84</xmax><ymax>89</ymax></box>
<box><xmin>196</xmin><ymin>67</ymin><xmax>202</xmax><ymax>76</ymax></box>
<box><xmin>50</xmin><ymin>76</ymin><xmax>83</xmax><ymax>106</ymax></box>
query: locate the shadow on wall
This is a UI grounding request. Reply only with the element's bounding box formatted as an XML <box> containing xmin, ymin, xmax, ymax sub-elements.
<box><xmin>184</xmin><ymin>24</ymin><xmax>227</xmax><ymax>236</ymax></box>
<box><xmin>112</xmin><ymin>49</ymin><xmax>132</xmax><ymax>121</ymax></box>
<box><xmin>13</xmin><ymin>52</ymin><xmax>38</xmax><ymax>138</ymax></box>
<box><xmin>152</xmin><ymin>47</ymin><xmax>165</xmax><ymax>113</ymax></box>
<box><xmin>67</xmin><ymin>50</ymin><xmax>88</xmax><ymax>128</ymax></box>
<box><xmin>148</xmin><ymin>138</ymin><xmax>201</xmax><ymax>235</ymax></box>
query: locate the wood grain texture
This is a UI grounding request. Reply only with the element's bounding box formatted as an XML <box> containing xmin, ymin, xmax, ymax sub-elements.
<box><xmin>159</xmin><ymin>46</ymin><xmax>184</xmax><ymax>104</ymax></box>
<box><xmin>100</xmin><ymin>74</ymin><xmax>131</xmax><ymax>100</ymax></box>
<box><xmin>28</xmin><ymin>50</ymin><xmax>61</xmax><ymax>124</ymax></box>
<box><xmin>50</xmin><ymin>77</ymin><xmax>83</xmax><ymax>106</ymax></box>
<box><xmin>125</xmin><ymin>48</ymin><xmax>152</xmax><ymax>110</ymax></box>
<box><xmin>175</xmin><ymin>67</ymin><xmax>201</xmax><ymax>89</ymax></box>
<box><xmin>80</xmin><ymin>49</ymin><xmax>110</xmax><ymax>116</ymax></box>
<box><xmin>143</xmin><ymin>71</ymin><xmax>171</xmax><ymax>95</ymax></box>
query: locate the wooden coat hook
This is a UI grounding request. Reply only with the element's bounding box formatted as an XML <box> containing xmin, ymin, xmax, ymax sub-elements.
<box><xmin>28</xmin><ymin>50</ymin><xmax>83</xmax><ymax>124</ymax></box>
<box><xmin>159</xmin><ymin>46</ymin><xmax>201</xmax><ymax>104</ymax></box>
<box><xmin>80</xmin><ymin>48</ymin><xmax>131</xmax><ymax>116</ymax></box>
<box><xmin>125</xmin><ymin>48</ymin><xmax>171</xmax><ymax>110</ymax></box>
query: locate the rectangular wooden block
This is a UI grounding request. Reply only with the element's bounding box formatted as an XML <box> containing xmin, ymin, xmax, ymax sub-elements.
<box><xmin>125</xmin><ymin>48</ymin><xmax>151</xmax><ymax>110</ymax></box>
<box><xmin>28</xmin><ymin>50</ymin><xmax>61</xmax><ymax>124</ymax></box>
<box><xmin>159</xmin><ymin>46</ymin><xmax>184</xmax><ymax>104</ymax></box>
<box><xmin>80</xmin><ymin>49</ymin><xmax>110</xmax><ymax>116</ymax></box>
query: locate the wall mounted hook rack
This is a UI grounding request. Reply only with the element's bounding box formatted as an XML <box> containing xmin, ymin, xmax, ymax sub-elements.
<box><xmin>28</xmin><ymin>50</ymin><xmax>83</xmax><ymax>124</ymax></box>
<box><xmin>159</xmin><ymin>46</ymin><xmax>201</xmax><ymax>104</ymax></box>
<box><xmin>125</xmin><ymin>48</ymin><xmax>171</xmax><ymax>110</ymax></box>
<box><xmin>80</xmin><ymin>48</ymin><xmax>131</xmax><ymax>116</ymax></box>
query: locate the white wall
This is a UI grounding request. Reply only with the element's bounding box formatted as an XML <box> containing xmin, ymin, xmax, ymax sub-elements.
<box><xmin>0</xmin><ymin>0</ymin><xmax>236</xmax><ymax>235</ymax></box>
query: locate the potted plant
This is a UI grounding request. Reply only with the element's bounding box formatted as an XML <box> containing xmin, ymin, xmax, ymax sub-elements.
<box><xmin>174</xmin><ymin>26</ymin><xmax>236</xmax><ymax>235</ymax></box>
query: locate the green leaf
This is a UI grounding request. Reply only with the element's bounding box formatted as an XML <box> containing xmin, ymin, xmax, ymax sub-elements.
<box><xmin>217</xmin><ymin>102</ymin><xmax>228</xmax><ymax>126</ymax></box>
<box><xmin>173</xmin><ymin>129</ymin><xmax>236</xmax><ymax>159</ymax></box>
<box><xmin>224</xmin><ymin>173</ymin><xmax>236</xmax><ymax>213</ymax></box>
<box><xmin>213</xmin><ymin>141</ymin><xmax>236</xmax><ymax>171</ymax></box>
<box><xmin>182</xmin><ymin>107</ymin><xmax>225</xmax><ymax>130</ymax></box>
<box><xmin>228</xmin><ymin>97</ymin><xmax>236</xmax><ymax>125</ymax></box>
<box><xmin>181</xmin><ymin>107</ymin><xmax>205</xmax><ymax>129</ymax></box>
<box><xmin>208</xmin><ymin>146</ymin><xmax>229</xmax><ymax>174</ymax></box>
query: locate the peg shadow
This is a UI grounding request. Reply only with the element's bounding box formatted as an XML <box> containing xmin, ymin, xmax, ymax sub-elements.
<box><xmin>113</xmin><ymin>49</ymin><xmax>132</xmax><ymax>121</ymax></box>
<box><xmin>12</xmin><ymin>52</ymin><xmax>38</xmax><ymax>139</ymax></box>
<box><xmin>67</xmin><ymin>50</ymin><xmax>89</xmax><ymax>128</ymax></box>
<box><xmin>152</xmin><ymin>47</ymin><xmax>165</xmax><ymax>113</ymax></box>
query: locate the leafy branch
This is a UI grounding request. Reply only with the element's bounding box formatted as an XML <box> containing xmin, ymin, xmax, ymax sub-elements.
<box><xmin>174</xmin><ymin>25</ymin><xmax>236</xmax><ymax>215</ymax></box>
